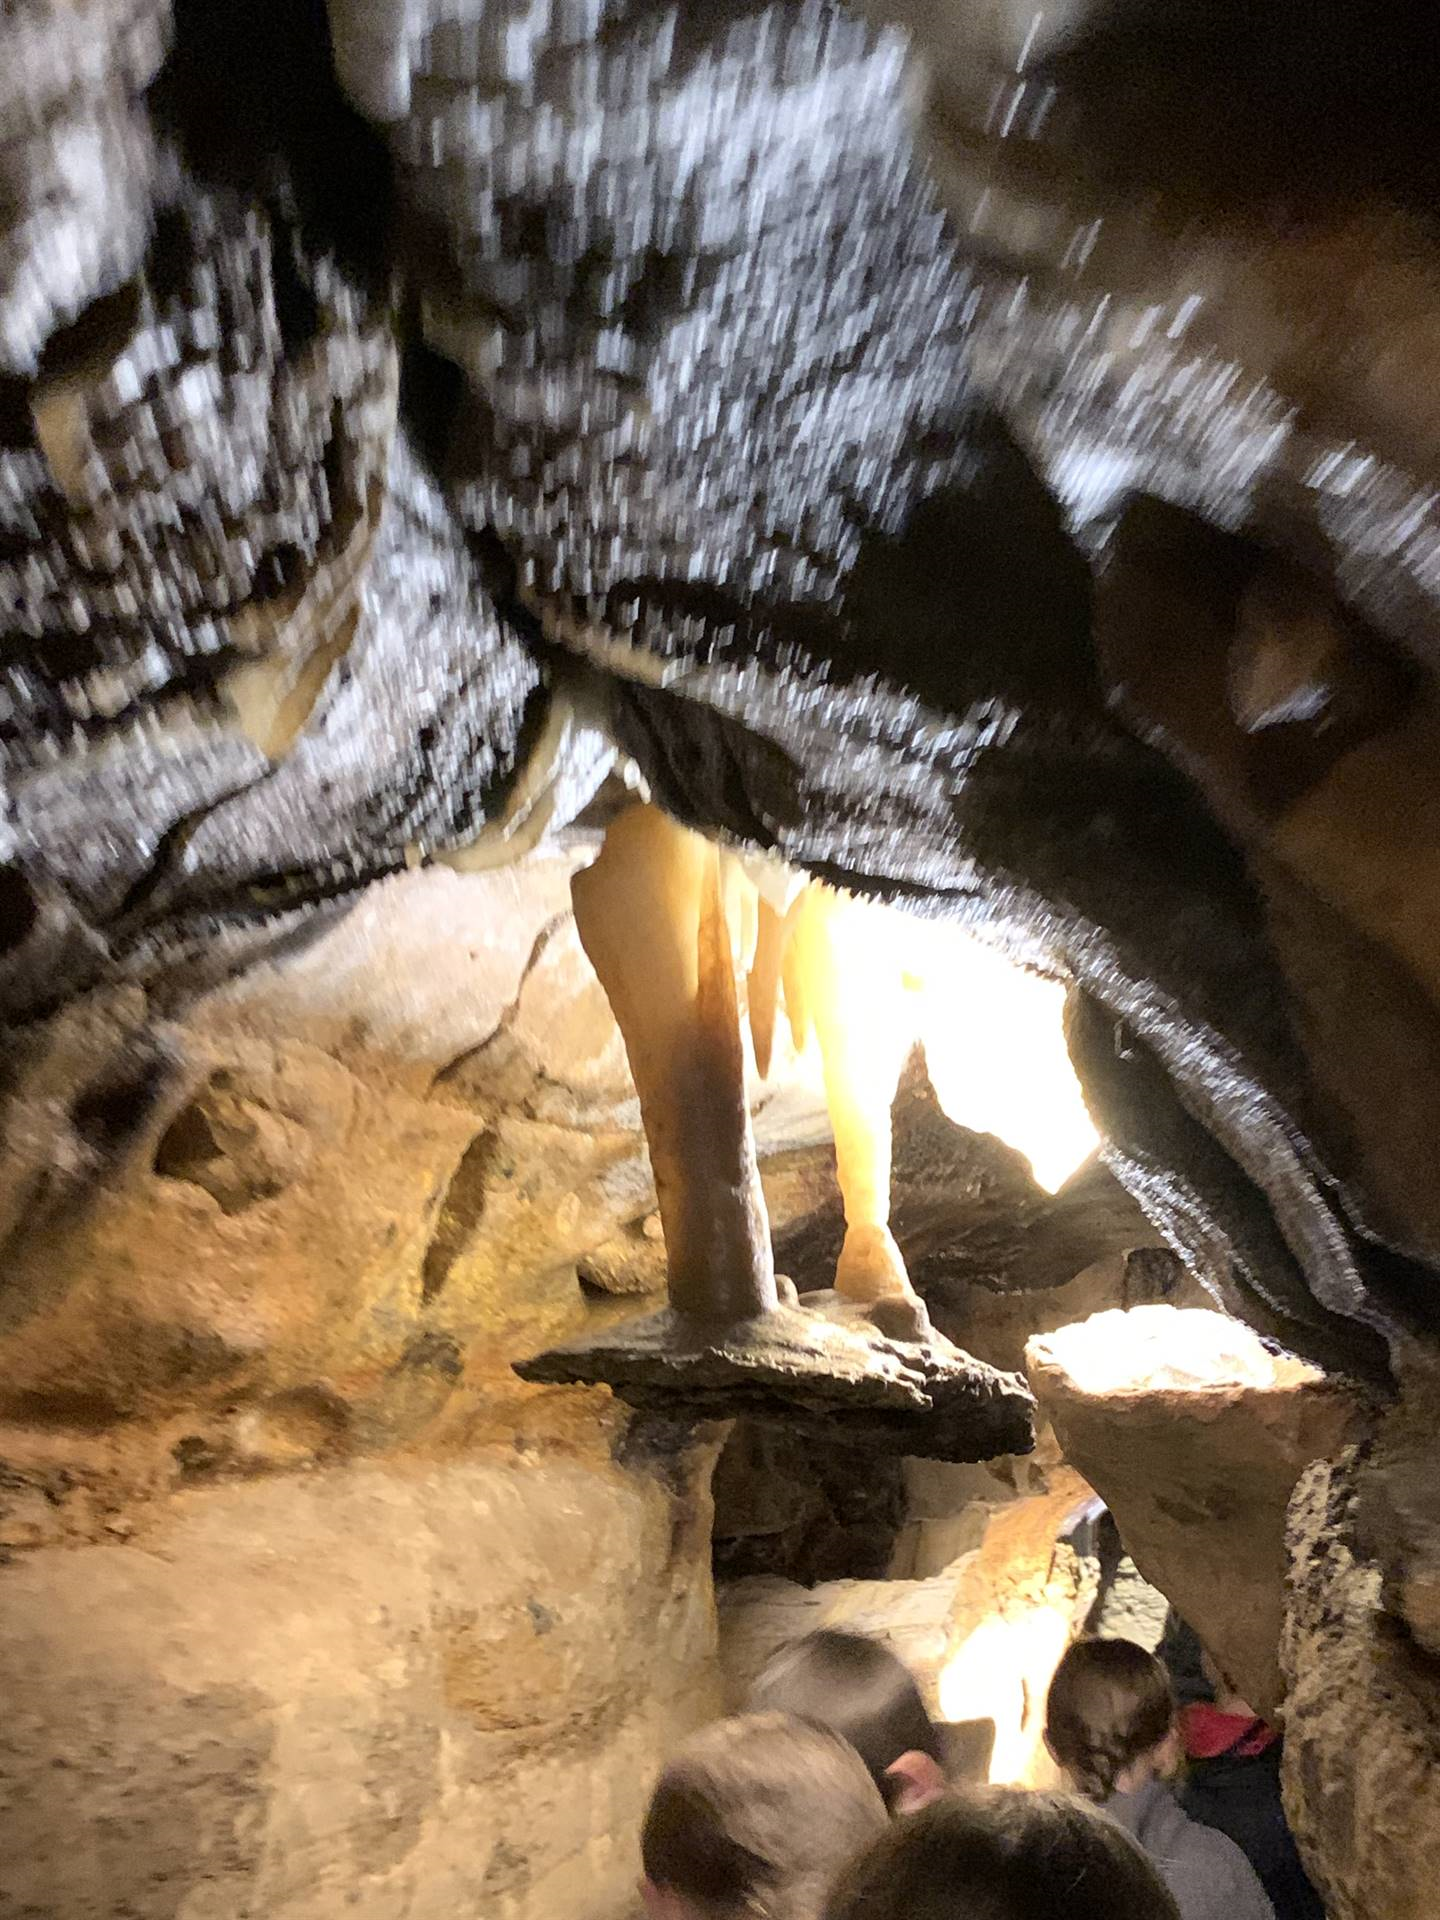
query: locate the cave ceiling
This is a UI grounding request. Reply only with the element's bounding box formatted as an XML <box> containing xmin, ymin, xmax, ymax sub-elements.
<box><xmin>3</xmin><ymin>0</ymin><xmax>1439</xmax><ymax>1389</ymax></box>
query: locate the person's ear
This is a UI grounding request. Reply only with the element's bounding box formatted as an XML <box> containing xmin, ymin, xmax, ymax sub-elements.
<box><xmin>1156</xmin><ymin>1726</ymin><xmax>1184</xmax><ymax>1779</ymax></box>
<box><xmin>884</xmin><ymin>1749</ymin><xmax>947</xmax><ymax>1812</ymax></box>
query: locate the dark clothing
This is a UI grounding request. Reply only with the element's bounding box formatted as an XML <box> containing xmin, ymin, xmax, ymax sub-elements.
<box><xmin>1181</xmin><ymin>1739</ymin><xmax>1325</xmax><ymax>1920</ymax></box>
<box><xmin>1106</xmin><ymin>1779</ymin><xmax>1275</xmax><ymax>1920</ymax></box>
<box><xmin>1158</xmin><ymin>1609</ymin><xmax>1323</xmax><ymax>1919</ymax></box>
<box><xmin>1159</xmin><ymin>1608</ymin><xmax>1213</xmax><ymax>1708</ymax></box>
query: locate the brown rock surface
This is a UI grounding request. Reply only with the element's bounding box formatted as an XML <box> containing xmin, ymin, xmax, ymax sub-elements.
<box><xmin>0</xmin><ymin>861</ymin><xmax>645</xmax><ymax>1494</ymax></box>
<box><xmin>1282</xmin><ymin>1447</ymin><xmax>1440</xmax><ymax>1920</ymax></box>
<box><xmin>1026</xmin><ymin>1306</ymin><xmax>1368</xmax><ymax>1714</ymax></box>
<box><xmin>5</xmin><ymin>3</ymin><xmax>1440</xmax><ymax>1908</ymax></box>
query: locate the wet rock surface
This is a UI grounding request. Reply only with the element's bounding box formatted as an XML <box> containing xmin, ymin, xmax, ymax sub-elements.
<box><xmin>0</xmin><ymin>0</ymin><xmax>1435</xmax><ymax>1392</ymax></box>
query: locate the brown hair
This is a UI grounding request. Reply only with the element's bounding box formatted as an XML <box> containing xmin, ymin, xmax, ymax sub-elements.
<box><xmin>1045</xmin><ymin>1638</ymin><xmax>1177</xmax><ymax>1802</ymax></box>
<box><xmin>747</xmin><ymin>1630</ymin><xmax>945</xmax><ymax>1808</ymax></box>
<box><xmin>642</xmin><ymin>1712</ymin><xmax>888</xmax><ymax>1920</ymax></box>
<box><xmin>824</xmin><ymin>1788</ymin><xmax>1181</xmax><ymax>1920</ymax></box>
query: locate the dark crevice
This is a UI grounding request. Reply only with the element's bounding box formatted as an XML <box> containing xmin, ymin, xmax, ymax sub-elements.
<box><xmin>430</xmin><ymin>913</ymin><xmax>568</xmax><ymax>1097</ymax></box>
<box><xmin>112</xmin><ymin>765</ymin><xmax>285</xmax><ymax>925</ymax></box>
<box><xmin>421</xmin><ymin>1128</ymin><xmax>503</xmax><ymax>1302</ymax></box>
<box><xmin>0</xmin><ymin>376</ymin><xmax>35</xmax><ymax>450</ymax></box>
<box><xmin>152</xmin><ymin>0</ymin><xmax>394</xmax><ymax>285</ymax></box>
<box><xmin>0</xmin><ymin>868</ymin><xmax>40</xmax><ymax>956</ymax></box>
<box><xmin>33</xmin><ymin>280</ymin><xmax>145</xmax><ymax>388</ymax></box>
<box><xmin>398</xmin><ymin>341</ymin><xmax>468</xmax><ymax>478</ymax></box>
<box><xmin>70</xmin><ymin>1045</ymin><xmax>175</xmax><ymax>1160</ymax></box>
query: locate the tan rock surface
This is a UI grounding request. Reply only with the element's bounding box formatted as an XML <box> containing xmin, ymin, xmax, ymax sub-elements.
<box><xmin>0</xmin><ymin>857</ymin><xmax>750</xmax><ymax>1920</ymax></box>
<box><xmin>1282</xmin><ymin>1448</ymin><xmax>1440</xmax><ymax>1920</ymax></box>
<box><xmin>0</xmin><ymin>1444</ymin><xmax>719</xmax><ymax>1920</ymax></box>
<box><xmin>1026</xmin><ymin>1306</ymin><xmax>1368</xmax><ymax>1714</ymax></box>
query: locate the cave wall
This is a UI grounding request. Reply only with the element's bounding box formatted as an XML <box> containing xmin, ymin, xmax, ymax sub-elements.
<box><xmin>0</xmin><ymin>1449</ymin><xmax>717</xmax><ymax>1920</ymax></box>
<box><xmin>4</xmin><ymin>0</ymin><xmax>1440</xmax><ymax>1910</ymax></box>
<box><xmin>1</xmin><ymin>842</ymin><xmax>1178</xmax><ymax>1918</ymax></box>
<box><xmin>0</xmin><ymin>858</ymin><xmax>734</xmax><ymax>1920</ymax></box>
<box><xmin>1282</xmin><ymin>1446</ymin><xmax>1440</xmax><ymax>1920</ymax></box>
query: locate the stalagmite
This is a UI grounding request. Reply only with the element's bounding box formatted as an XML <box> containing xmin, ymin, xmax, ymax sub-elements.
<box><xmin>570</xmin><ymin>803</ymin><xmax>776</xmax><ymax>1324</ymax></box>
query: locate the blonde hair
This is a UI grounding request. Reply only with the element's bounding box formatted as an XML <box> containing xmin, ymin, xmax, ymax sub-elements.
<box><xmin>1045</xmin><ymin>1638</ymin><xmax>1176</xmax><ymax>1802</ymax></box>
<box><xmin>642</xmin><ymin>1712</ymin><xmax>888</xmax><ymax>1920</ymax></box>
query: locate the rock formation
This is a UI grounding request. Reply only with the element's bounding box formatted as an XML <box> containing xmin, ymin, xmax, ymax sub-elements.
<box><xmin>4</xmin><ymin>0</ymin><xmax>1440</xmax><ymax>1911</ymax></box>
<box><xmin>1283</xmin><ymin>1448</ymin><xmax>1440</xmax><ymax>1920</ymax></box>
<box><xmin>1027</xmin><ymin>1307</ymin><xmax>1369</xmax><ymax>1716</ymax></box>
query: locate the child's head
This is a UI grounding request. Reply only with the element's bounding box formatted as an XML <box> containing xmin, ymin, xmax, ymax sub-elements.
<box><xmin>1045</xmin><ymin>1638</ymin><xmax>1180</xmax><ymax>1802</ymax></box>
<box><xmin>823</xmin><ymin>1787</ymin><xmax>1181</xmax><ymax>1920</ymax></box>
<box><xmin>641</xmin><ymin>1711</ymin><xmax>888</xmax><ymax>1920</ymax></box>
<box><xmin>747</xmin><ymin>1629</ymin><xmax>947</xmax><ymax>1812</ymax></box>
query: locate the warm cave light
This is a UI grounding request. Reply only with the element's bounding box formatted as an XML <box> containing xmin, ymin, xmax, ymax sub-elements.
<box><xmin>937</xmin><ymin>1605</ymin><xmax>1075</xmax><ymax>1786</ymax></box>
<box><xmin>783</xmin><ymin>895</ymin><xmax>1098</xmax><ymax>1195</ymax></box>
<box><xmin>1028</xmin><ymin>1305</ymin><xmax>1315</xmax><ymax>1397</ymax></box>
<box><xmin>909</xmin><ymin>924</ymin><xmax>1098</xmax><ymax>1194</ymax></box>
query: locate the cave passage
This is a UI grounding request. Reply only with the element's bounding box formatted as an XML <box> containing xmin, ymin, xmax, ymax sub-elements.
<box><xmin>4</xmin><ymin>0</ymin><xmax>1440</xmax><ymax>1914</ymax></box>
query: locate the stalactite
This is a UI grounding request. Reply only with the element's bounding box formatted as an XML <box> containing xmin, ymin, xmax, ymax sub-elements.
<box><xmin>747</xmin><ymin>896</ymin><xmax>789</xmax><ymax>1080</ymax></box>
<box><xmin>785</xmin><ymin>883</ymin><xmax>920</xmax><ymax>1310</ymax></box>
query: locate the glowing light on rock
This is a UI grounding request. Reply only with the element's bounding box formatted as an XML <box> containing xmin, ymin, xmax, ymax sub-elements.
<box><xmin>571</xmin><ymin>827</ymin><xmax>1099</xmax><ymax>1326</ymax></box>
<box><xmin>786</xmin><ymin>886</ymin><xmax>917</xmax><ymax>1304</ymax></box>
<box><xmin>907</xmin><ymin>924</ymin><xmax>1099</xmax><ymax>1196</ymax></box>
<box><xmin>937</xmin><ymin>1604</ymin><xmax>1075</xmax><ymax>1786</ymax></box>
<box><xmin>1028</xmin><ymin>1304</ymin><xmax>1322</xmax><ymax>1397</ymax></box>
<box><xmin>783</xmin><ymin>892</ymin><xmax>1098</xmax><ymax>1196</ymax></box>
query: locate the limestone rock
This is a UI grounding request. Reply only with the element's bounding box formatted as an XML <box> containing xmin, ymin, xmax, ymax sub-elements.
<box><xmin>1026</xmin><ymin>1306</ymin><xmax>1369</xmax><ymax>1714</ymax></box>
<box><xmin>0</xmin><ymin>861</ymin><xmax>651</xmax><ymax>1518</ymax></box>
<box><xmin>1351</xmin><ymin>1348</ymin><xmax>1440</xmax><ymax>1661</ymax></box>
<box><xmin>0</xmin><ymin>0</ymin><xmax>1429</xmax><ymax>1398</ymax></box>
<box><xmin>0</xmin><ymin>1440</ymin><xmax>720</xmax><ymax>1920</ymax></box>
<box><xmin>577</xmin><ymin>1220</ymin><xmax>668</xmax><ymax>1298</ymax></box>
<box><xmin>1282</xmin><ymin>1447</ymin><xmax>1440</xmax><ymax>1920</ymax></box>
<box><xmin>514</xmin><ymin>1296</ymin><xmax>1037</xmax><ymax>1464</ymax></box>
<box><xmin>771</xmin><ymin>1057</ymin><xmax>1163</xmax><ymax>1310</ymax></box>
<box><xmin>4</xmin><ymin>3</ymin><xmax>1440</xmax><ymax>1910</ymax></box>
